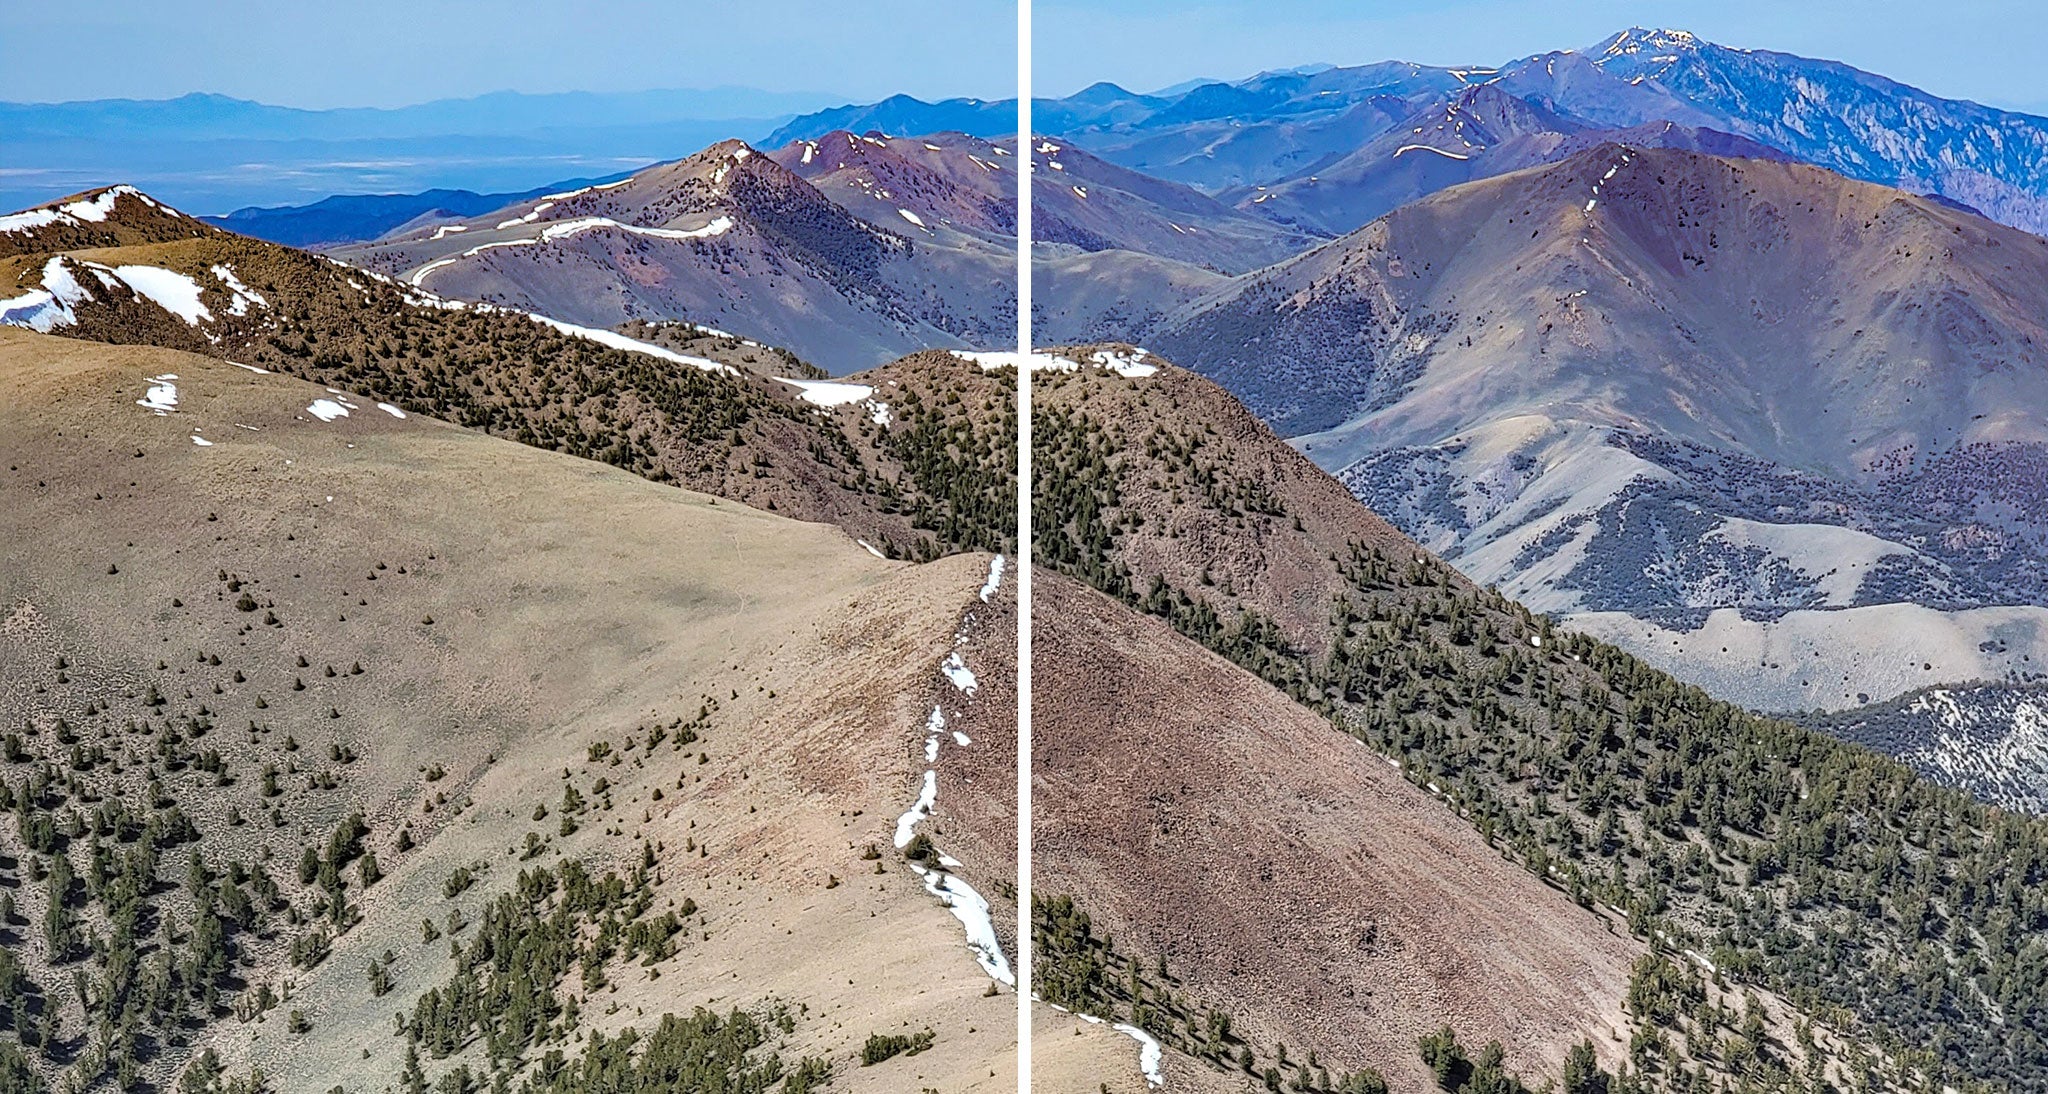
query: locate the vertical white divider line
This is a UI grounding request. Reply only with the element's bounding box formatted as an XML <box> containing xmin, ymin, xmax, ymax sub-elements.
<box><xmin>1015</xmin><ymin>0</ymin><xmax>1034</xmax><ymax>1088</ymax></box>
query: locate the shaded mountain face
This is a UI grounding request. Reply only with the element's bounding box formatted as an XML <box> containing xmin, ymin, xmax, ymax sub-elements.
<box><xmin>1221</xmin><ymin>83</ymin><xmax>1793</xmax><ymax>236</ymax></box>
<box><xmin>198</xmin><ymin>178</ymin><xmax>630</xmax><ymax>248</ymax></box>
<box><xmin>1508</xmin><ymin>28</ymin><xmax>2048</xmax><ymax>235</ymax></box>
<box><xmin>328</xmin><ymin>140</ymin><xmax>1017</xmax><ymax>374</ymax></box>
<box><xmin>1031</xmin><ymin>572</ymin><xmax>1647</xmax><ymax>1092</ymax></box>
<box><xmin>0</xmin><ymin>328</ymin><xmax>1023</xmax><ymax>1093</ymax></box>
<box><xmin>2</xmin><ymin>185</ymin><xmax>1017</xmax><ymax>563</ymax></box>
<box><xmin>1022</xmin><ymin>136</ymin><xmax>1325</xmax><ymax>271</ymax></box>
<box><xmin>770</xmin><ymin>130</ymin><xmax>1321</xmax><ymax>273</ymax></box>
<box><xmin>1146</xmin><ymin>146</ymin><xmax>2048</xmax><ymax>719</ymax></box>
<box><xmin>771</xmin><ymin>65</ymin><xmax>1470</xmax><ymax>192</ymax></box>
<box><xmin>1798</xmin><ymin>684</ymin><xmax>2048</xmax><ymax>814</ymax></box>
<box><xmin>1026</xmin><ymin>353</ymin><xmax>2048</xmax><ymax>1090</ymax></box>
<box><xmin>771</xmin><ymin>130</ymin><xmax>1024</xmax><ymax>244</ymax></box>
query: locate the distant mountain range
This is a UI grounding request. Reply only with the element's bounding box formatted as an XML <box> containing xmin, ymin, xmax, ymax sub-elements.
<box><xmin>311</xmin><ymin>128</ymin><xmax>1315</xmax><ymax>372</ymax></box>
<box><xmin>198</xmin><ymin>177</ymin><xmax>630</xmax><ymax>247</ymax></box>
<box><xmin>0</xmin><ymin>87</ymin><xmax>833</xmax><ymax>214</ymax></box>
<box><xmin>778</xmin><ymin>27</ymin><xmax>2048</xmax><ymax>238</ymax></box>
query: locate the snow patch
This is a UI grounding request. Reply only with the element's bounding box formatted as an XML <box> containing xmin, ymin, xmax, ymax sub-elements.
<box><xmin>377</xmin><ymin>403</ymin><xmax>407</xmax><ymax>419</ymax></box>
<box><xmin>137</xmin><ymin>374</ymin><xmax>178</xmax><ymax>415</ymax></box>
<box><xmin>898</xmin><ymin>208</ymin><xmax>928</xmax><ymax>228</ymax></box>
<box><xmin>306</xmin><ymin>399</ymin><xmax>350</xmax><ymax>422</ymax></box>
<box><xmin>524</xmin><ymin>314</ymin><xmax>734</xmax><ymax>374</ymax></box>
<box><xmin>209</xmin><ymin>264</ymin><xmax>267</xmax><ymax>316</ymax></box>
<box><xmin>775</xmin><ymin>378</ymin><xmax>874</xmax><ymax>407</ymax></box>
<box><xmin>1113</xmin><ymin>1024</ymin><xmax>1166</xmax><ymax>1087</ymax></box>
<box><xmin>1089</xmin><ymin>347</ymin><xmax>1158</xmax><ymax>378</ymax></box>
<box><xmin>1394</xmin><ymin>144</ymin><xmax>1471</xmax><ymax>160</ymax></box>
<box><xmin>537</xmin><ymin>215</ymin><xmax>733</xmax><ymax>244</ymax></box>
<box><xmin>110</xmin><ymin>265</ymin><xmax>211</xmax><ymax>325</ymax></box>
<box><xmin>893</xmin><ymin>770</ymin><xmax>937</xmax><ymax>848</ymax></box>
<box><xmin>940</xmin><ymin>653</ymin><xmax>978</xmax><ymax>696</ymax></box>
<box><xmin>0</xmin><ymin>186</ymin><xmax>148</xmax><ymax>234</ymax></box>
<box><xmin>1</xmin><ymin>256</ymin><xmax>92</xmax><ymax>332</ymax></box>
<box><xmin>922</xmin><ymin>705</ymin><xmax>948</xmax><ymax>763</ymax></box>
<box><xmin>414</xmin><ymin>217</ymin><xmax>734</xmax><ymax>285</ymax></box>
<box><xmin>949</xmin><ymin>349</ymin><xmax>1078</xmax><ymax>372</ymax></box>
<box><xmin>910</xmin><ymin>865</ymin><xmax>1016</xmax><ymax>986</ymax></box>
<box><xmin>980</xmin><ymin>555</ymin><xmax>1006</xmax><ymax>602</ymax></box>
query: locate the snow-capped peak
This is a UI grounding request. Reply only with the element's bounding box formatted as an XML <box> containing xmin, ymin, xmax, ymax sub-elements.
<box><xmin>0</xmin><ymin>185</ymin><xmax>183</xmax><ymax>236</ymax></box>
<box><xmin>1609</xmin><ymin>27</ymin><xmax>1698</xmax><ymax>48</ymax></box>
<box><xmin>1596</xmin><ymin>27</ymin><xmax>1703</xmax><ymax>61</ymax></box>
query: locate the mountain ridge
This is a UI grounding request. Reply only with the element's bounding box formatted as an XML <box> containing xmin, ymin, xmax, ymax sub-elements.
<box><xmin>1134</xmin><ymin>143</ymin><xmax>2048</xmax><ymax>735</ymax></box>
<box><xmin>773</xmin><ymin>27</ymin><xmax>2048</xmax><ymax>237</ymax></box>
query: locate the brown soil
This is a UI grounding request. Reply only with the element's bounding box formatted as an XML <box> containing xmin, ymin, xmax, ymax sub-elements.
<box><xmin>1033</xmin><ymin>570</ymin><xmax>1643</xmax><ymax>1089</ymax></box>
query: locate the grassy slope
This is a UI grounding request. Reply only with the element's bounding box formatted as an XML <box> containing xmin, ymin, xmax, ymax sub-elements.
<box><xmin>6</xmin><ymin>200</ymin><xmax>1016</xmax><ymax>563</ymax></box>
<box><xmin>0</xmin><ymin>330</ymin><xmax>1018</xmax><ymax>1093</ymax></box>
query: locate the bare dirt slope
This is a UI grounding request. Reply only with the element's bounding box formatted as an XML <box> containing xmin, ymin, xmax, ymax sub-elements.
<box><xmin>0</xmin><ymin>328</ymin><xmax>1019</xmax><ymax>1092</ymax></box>
<box><xmin>1033</xmin><ymin>571</ymin><xmax>1643</xmax><ymax>1090</ymax></box>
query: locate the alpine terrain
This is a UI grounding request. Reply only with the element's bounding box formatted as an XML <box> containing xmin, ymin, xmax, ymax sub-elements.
<box><xmin>1027</xmin><ymin>348</ymin><xmax>2048</xmax><ymax>1092</ymax></box>
<box><xmin>0</xmin><ymin>185</ymin><xmax>1031</xmax><ymax>1093</ymax></box>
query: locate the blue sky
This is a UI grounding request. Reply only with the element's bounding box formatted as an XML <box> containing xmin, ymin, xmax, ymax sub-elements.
<box><xmin>3</xmin><ymin>0</ymin><xmax>1016</xmax><ymax>110</ymax></box>
<box><xmin>6</xmin><ymin>1</ymin><xmax>2040</xmax><ymax>116</ymax></box>
<box><xmin>1036</xmin><ymin>0</ymin><xmax>2048</xmax><ymax>113</ymax></box>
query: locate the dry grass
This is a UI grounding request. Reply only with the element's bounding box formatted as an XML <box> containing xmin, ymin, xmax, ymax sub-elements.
<box><xmin>0</xmin><ymin>329</ymin><xmax>1019</xmax><ymax>1092</ymax></box>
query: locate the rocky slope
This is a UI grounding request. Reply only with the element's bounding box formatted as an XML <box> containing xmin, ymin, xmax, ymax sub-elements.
<box><xmin>328</xmin><ymin>142</ymin><xmax>1016</xmax><ymax>373</ymax></box>
<box><xmin>771</xmin><ymin>130</ymin><xmax>1320</xmax><ymax>273</ymax></box>
<box><xmin>1025</xmin><ymin>349</ymin><xmax>2048</xmax><ymax>1090</ymax></box>
<box><xmin>1798</xmin><ymin>683</ymin><xmax>2048</xmax><ymax>814</ymax></box>
<box><xmin>1495</xmin><ymin>28</ymin><xmax>2048</xmax><ymax>235</ymax></box>
<box><xmin>1141</xmin><ymin>146</ymin><xmax>2048</xmax><ymax>724</ymax></box>
<box><xmin>1220</xmin><ymin>83</ymin><xmax>1792</xmax><ymax>236</ymax></box>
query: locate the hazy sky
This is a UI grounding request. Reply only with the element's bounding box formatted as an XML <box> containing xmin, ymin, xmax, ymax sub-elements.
<box><xmin>7</xmin><ymin>1</ymin><xmax>2041</xmax><ymax>115</ymax></box>
<box><xmin>1036</xmin><ymin>0</ymin><xmax>2048</xmax><ymax>113</ymax></box>
<box><xmin>3</xmin><ymin>0</ymin><xmax>1016</xmax><ymax>109</ymax></box>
